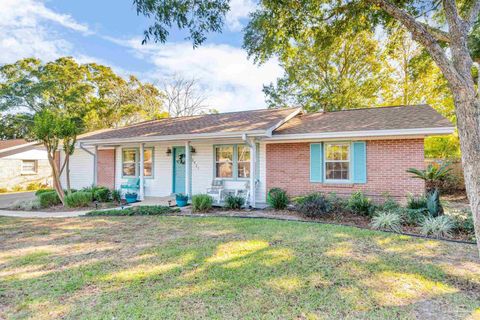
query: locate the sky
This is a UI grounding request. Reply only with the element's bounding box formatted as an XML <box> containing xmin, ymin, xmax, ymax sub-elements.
<box><xmin>0</xmin><ymin>0</ymin><xmax>283</xmax><ymax>112</ymax></box>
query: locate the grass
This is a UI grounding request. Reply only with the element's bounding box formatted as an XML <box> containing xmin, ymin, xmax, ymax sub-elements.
<box><xmin>0</xmin><ymin>216</ymin><xmax>479</xmax><ymax>319</ymax></box>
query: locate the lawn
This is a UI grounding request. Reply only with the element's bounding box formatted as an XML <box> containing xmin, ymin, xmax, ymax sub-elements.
<box><xmin>0</xmin><ymin>216</ymin><xmax>479</xmax><ymax>319</ymax></box>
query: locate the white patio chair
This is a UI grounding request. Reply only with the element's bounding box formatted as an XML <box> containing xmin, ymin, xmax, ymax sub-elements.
<box><xmin>206</xmin><ymin>179</ymin><xmax>224</xmax><ymax>204</ymax></box>
<box><xmin>236</xmin><ymin>180</ymin><xmax>251</xmax><ymax>207</ymax></box>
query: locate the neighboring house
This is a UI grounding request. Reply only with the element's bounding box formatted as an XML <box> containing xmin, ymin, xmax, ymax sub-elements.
<box><xmin>0</xmin><ymin>139</ymin><xmax>52</xmax><ymax>190</ymax></box>
<box><xmin>59</xmin><ymin>105</ymin><xmax>454</xmax><ymax>207</ymax></box>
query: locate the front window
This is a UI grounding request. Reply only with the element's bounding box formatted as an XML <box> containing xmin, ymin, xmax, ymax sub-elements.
<box><xmin>325</xmin><ymin>143</ymin><xmax>350</xmax><ymax>181</ymax></box>
<box><xmin>237</xmin><ymin>145</ymin><xmax>251</xmax><ymax>178</ymax></box>
<box><xmin>215</xmin><ymin>144</ymin><xmax>251</xmax><ymax>179</ymax></box>
<box><xmin>21</xmin><ymin>160</ymin><xmax>37</xmax><ymax>174</ymax></box>
<box><xmin>122</xmin><ymin>148</ymin><xmax>153</xmax><ymax>178</ymax></box>
<box><xmin>215</xmin><ymin>146</ymin><xmax>233</xmax><ymax>178</ymax></box>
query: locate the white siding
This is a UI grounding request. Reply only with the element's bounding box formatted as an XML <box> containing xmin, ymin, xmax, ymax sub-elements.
<box><xmin>257</xmin><ymin>142</ymin><xmax>267</xmax><ymax>203</ymax></box>
<box><xmin>59</xmin><ymin>147</ymin><xmax>95</xmax><ymax>189</ymax></box>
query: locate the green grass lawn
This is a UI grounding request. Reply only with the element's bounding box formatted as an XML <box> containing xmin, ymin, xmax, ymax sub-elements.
<box><xmin>0</xmin><ymin>216</ymin><xmax>479</xmax><ymax>319</ymax></box>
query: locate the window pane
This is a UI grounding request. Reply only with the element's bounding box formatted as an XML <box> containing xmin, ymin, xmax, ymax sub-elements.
<box><xmin>144</xmin><ymin>162</ymin><xmax>152</xmax><ymax>177</ymax></box>
<box><xmin>122</xmin><ymin>163</ymin><xmax>136</xmax><ymax>176</ymax></box>
<box><xmin>216</xmin><ymin>162</ymin><xmax>233</xmax><ymax>178</ymax></box>
<box><xmin>237</xmin><ymin>145</ymin><xmax>250</xmax><ymax>162</ymax></box>
<box><xmin>238</xmin><ymin>162</ymin><xmax>250</xmax><ymax>178</ymax></box>
<box><xmin>341</xmin><ymin>145</ymin><xmax>349</xmax><ymax>160</ymax></box>
<box><xmin>144</xmin><ymin>149</ymin><xmax>152</xmax><ymax>162</ymax></box>
<box><xmin>123</xmin><ymin>149</ymin><xmax>136</xmax><ymax>162</ymax></box>
<box><xmin>22</xmin><ymin>160</ymin><xmax>37</xmax><ymax>173</ymax></box>
<box><xmin>326</xmin><ymin>162</ymin><xmax>349</xmax><ymax>180</ymax></box>
<box><xmin>216</xmin><ymin>146</ymin><xmax>233</xmax><ymax>162</ymax></box>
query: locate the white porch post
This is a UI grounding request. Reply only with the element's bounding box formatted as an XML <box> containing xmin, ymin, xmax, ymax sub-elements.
<box><xmin>185</xmin><ymin>141</ymin><xmax>191</xmax><ymax>198</ymax></box>
<box><xmin>139</xmin><ymin>143</ymin><xmax>145</xmax><ymax>200</ymax></box>
<box><xmin>94</xmin><ymin>146</ymin><xmax>98</xmax><ymax>186</ymax></box>
<box><xmin>249</xmin><ymin>138</ymin><xmax>256</xmax><ymax>208</ymax></box>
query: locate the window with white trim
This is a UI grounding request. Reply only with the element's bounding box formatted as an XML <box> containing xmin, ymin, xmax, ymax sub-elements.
<box><xmin>21</xmin><ymin>160</ymin><xmax>37</xmax><ymax>174</ymax></box>
<box><xmin>325</xmin><ymin>143</ymin><xmax>350</xmax><ymax>181</ymax></box>
<box><xmin>122</xmin><ymin>148</ymin><xmax>153</xmax><ymax>178</ymax></box>
<box><xmin>214</xmin><ymin>144</ymin><xmax>251</xmax><ymax>179</ymax></box>
<box><xmin>215</xmin><ymin>145</ymin><xmax>233</xmax><ymax>178</ymax></box>
<box><xmin>237</xmin><ymin>145</ymin><xmax>251</xmax><ymax>178</ymax></box>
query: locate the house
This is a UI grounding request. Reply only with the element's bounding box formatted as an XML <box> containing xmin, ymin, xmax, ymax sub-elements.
<box><xmin>59</xmin><ymin>105</ymin><xmax>454</xmax><ymax>207</ymax></box>
<box><xmin>0</xmin><ymin>139</ymin><xmax>52</xmax><ymax>190</ymax></box>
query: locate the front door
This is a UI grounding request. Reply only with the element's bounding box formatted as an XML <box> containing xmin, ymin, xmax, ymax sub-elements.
<box><xmin>172</xmin><ymin>146</ymin><xmax>186</xmax><ymax>194</ymax></box>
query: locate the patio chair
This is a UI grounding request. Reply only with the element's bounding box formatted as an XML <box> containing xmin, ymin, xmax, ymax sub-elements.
<box><xmin>206</xmin><ymin>179</ymin><xmax>224</xmax><ymax>204</ymax></box>
<box><xmin>120</xmin><ymin>177</ymin><xmax>140</xmax><ymax>193</ymax></box>
<box><xmin>236</xmin><ymin>180</ymin><xmax>251</xmax><ymax>207</ymax></box>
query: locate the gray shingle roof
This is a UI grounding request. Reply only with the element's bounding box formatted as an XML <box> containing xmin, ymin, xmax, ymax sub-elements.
<box><xmin>272</xmin><ymin>105</ymin><xmax>453</xmax><ymax>135</ymax></box>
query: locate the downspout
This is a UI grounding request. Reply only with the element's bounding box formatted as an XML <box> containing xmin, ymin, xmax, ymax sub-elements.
<box><xmin>242</xmin><ymin>134</ymin><xmax>257</xmax><ymax>208</ymax></box>
<box><xmin>80</xmin><ymin>142</ymin><xmax>97</xmax><ymax>186</ymax></box>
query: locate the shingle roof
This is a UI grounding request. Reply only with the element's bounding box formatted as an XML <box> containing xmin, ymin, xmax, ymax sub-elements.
<box><xmin>0</xmin><ymin>139</ymin><xmax>28</xmax><ymax>151</ymax></box>
<box><xmin>272</xmin><ymin>105</ymin><xmax>453</xmax><ymax>135</ymax></box>
<box><xmin>80</xmin><ymin>108</ymin><xmax>299</xmax><ymax>141</ymax></box>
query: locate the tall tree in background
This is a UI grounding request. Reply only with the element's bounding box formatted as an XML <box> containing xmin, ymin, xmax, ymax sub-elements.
<box><xmin>261</xmin><ymin>31</ymin><xmax>385</xmax><ymax>112</ymax></box>
<box><xmin>161</xmin><ymin>75</ymin><xmax>208</xmax><ymax>117</ymax></box>
<box><xmin>133</xmin><ymin>0</ymin><xmax>480</xmax><ymax>253</ymax></box>
<box><xmin>0</xmin><ymin>113</ymin><xmax>33</xmax><ymax>139</ymax></box>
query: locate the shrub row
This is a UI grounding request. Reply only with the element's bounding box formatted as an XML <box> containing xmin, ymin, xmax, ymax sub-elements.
<box><xmin>87</xmin><ymin>205</ymin><xmax>180</xmax><ymax>216</ymax></box>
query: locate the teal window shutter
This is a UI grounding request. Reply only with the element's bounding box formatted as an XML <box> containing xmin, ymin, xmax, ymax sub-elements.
<box><xmin>310</xmin><ymin>143</ymin><xmax>323</xmax><ymax>182</ymax></box>
<box><xmin>352</xmin><ymin>141</ymin><xmax>367</xmax><ymax>183</ymax></box>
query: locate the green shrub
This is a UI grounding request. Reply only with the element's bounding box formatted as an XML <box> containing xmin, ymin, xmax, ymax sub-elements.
<box><xmin>406</xmin><ymin>194</ymin><xmax>428</xmax><ymax>209</ymax></box>
<box><xmin>0</xmin><ymin>187</ymin><xmax>7</xmax><ymax>193</ymax></box>
<box><xmin>421</xmin><ymin>215</ymin><xmax>454</xmax><ymax>238</ymax></box>
<box><xmin>348</xmin><ymin>191</ymin><xmax>374</xmax><ymax>216</ymax></box>
<box><xmin>224</xmin><ymin>195</ymin><xmax>245</xmax><ymax>210</ymax></box>
<box><xmin>296</xmin><ymin>193</ymin><xmax>330</xmax><ymax>218</ymax></box>
<box><xmin>26</xmin><ymin>182</ymin><xmax>47</xmax><ymax>191</ymax></box>
<box><xmin>371</xmin><ymin>211</ymin><xmax>402</xmax><ymax>233</ymax></box>
<box><xmin>38</xmin><ymin>191</ymin><xmax>61</xmax><ymax>208</ymax></box>
<box><xmin>35</xmin><ymin>188</ymin><xmax>55</xmax><ymax>196</ymax></box>
<box><xmin>12</xmin><ymin>185</ymin><xmax>24</xmax><ymax>192</ymax></box>
<box><xmin>326</xmin><ymin>193</ymin><xmax>347</xmax><ymax>213</ymax></box>
<box><xmin>378</xmin><ymin>195</ymin><xmax>400</xmax><ymax>212</ymax></box>
<box><xmin>191</xmin><ymin>194</ymin><xmax>213</xmax><ymax>212</ymax></box>
<box><xmin>87</xmin><ymin>205</ymin><xmax>180</xmax><ymax>216</ymax></box>
<box><xmin>426</xmin><ymin>189</ymin><xmax>443</xmax><ymax>217</ymax></box>
<box><xmin>64</xmin><ymin>191</ymin><xmax>93</xmax><ymax>208</ymax></box>
<box><xmin>111</xmin><ymin>189</ymin><xmax>122</xmax><ymax>203</ymax></box>
<box><xmin>451</xmin><ymin>210</ymin><xmax>475</xmax><ymax>235</ymax></box>
<box><xmin>9</xmin><ymin>199</ymin><xmax>41</xmax><ymax>211</ymax></box>
<box><xmin>93</xmin><ymin>187</ymin><xmax>111</xmax><ymax>202</ymax></box>
<box><xmin>267</xmin><ymin>188</ymin><xmax>289</xmax><ymax>210</ymax></box>
<box><xmin>401</xmin><ymin>208</ymin><xmax>428</xmax><ymax>226</ymax></box>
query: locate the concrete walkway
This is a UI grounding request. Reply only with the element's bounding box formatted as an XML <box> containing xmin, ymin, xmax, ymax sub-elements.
<box><xmin>0</xmin><ymin>209</ymin><xmax>89</xmax><ymax>218</ymax></box>
<box><xmin>0</xmin><ymin>191</ymin><xmax>36</xmax><ymax>209</ymax></box>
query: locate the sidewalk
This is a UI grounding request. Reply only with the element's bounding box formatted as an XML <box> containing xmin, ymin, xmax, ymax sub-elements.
<box><xmin>0</xmin><ymin>209</ymin><xmax>89</xmax><ymax>218</ymax></box>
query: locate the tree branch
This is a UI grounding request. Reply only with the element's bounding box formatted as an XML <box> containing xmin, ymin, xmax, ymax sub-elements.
<box><xmin>466</xmin><ymin>0</ymin><xmax>480</xmax><ymax>28</ymax></box>
<box><xmin>420</xmin><ymin>22</ymin><xmax>451</xmax><ymax>42</ymax></box>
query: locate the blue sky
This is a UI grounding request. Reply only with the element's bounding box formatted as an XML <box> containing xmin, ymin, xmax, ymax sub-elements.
<box><xmin>0</xmin><ymin>0</ymin><xmax>282</xmax><ymax>112</ymax></box>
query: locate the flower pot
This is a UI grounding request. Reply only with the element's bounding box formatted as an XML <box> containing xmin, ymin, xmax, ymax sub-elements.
<box><xmin>125</xmin><ymin>193</ymin><xmax>138</xmax><ymax>204</ymax></box>
<box><xmin>175</xmin><ymin>194</ymin><xmax>188</xmax><ymax>207</ymax></box>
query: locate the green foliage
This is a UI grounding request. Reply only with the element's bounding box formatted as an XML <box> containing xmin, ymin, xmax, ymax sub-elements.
<box><xmin>0</xmin><ymin>113</ymin><xmax>33</xmax><ymax>140</ymax></box>
<box><xmin>38</xmin><ymin>191</ymin><xmax>61</xmax><ymax>208</ymax></box>
<box><xmin>0</xmin><ymin>188</ymin><xmax>7</xmax><ymax>193</ymax></box>
<box><xmin>451</xmin><ymin>211</ymin><xmax>475</xmax><ymax>235</ymax></box>
<box><xmin>175</xmin><ymin>193</ymin><xmax>188</xmax><ymax>201</ymax></box>
<box><xmin>93</xmin><ymin>187</ymin><xmax>111</xmax><ymax>202</ymax></box>
<box><xmin>267</xmin><ymin>188</ymin><xmax>289</xmax><ymax>210</ymax></box>
<box><xmin>402</xmin><ymin>208</ymin><xmax>428</xmax><ymax>226</ymax></box>
<box><xmin>378</xmin><ymin>195</ymin><xmax>400</xmax><ymax>212</ymax></box>
<box><xmin>407</xmin><ymin>163</ymin><xmax>452</xmax><ymax>192</ymax></box>
<box><xmin>26</xmin><ymin>182</ymin><xmax>47</xmax><ymax>191</ymax></box>
<box><xmin>35</xmin><ymin>188</ymin><xmax>55</xmax><ymax>196</ymax></box>
<box><xmin>64</xmin><ymin>191</ymin><xmax>93</xmax><ymax>208</ymax></box>
<box><xmin>8</xmin><ymin>199</ymin><xmax>42</xmax><ymax>211</ymax></box>
<box><xmin>223</xmin><ymin>195</ymin><xmax>245</xmax><ymax>210</ymax></box>
<box><xmin>407</xmin><ymin>194</ymin><xmax>428</xmax><ymax>209</ymax></box>
<box><xmin>326</xmin><ymin>193</ymin><xmax>347</xmax><ymax>213</ymax></box>
<box><xmin>371</xmin><ymin>211</ymin><xmax>402</xmax><ymax>233</ymax></box>
<box><xmin>191</xmin><ymin>194</ymin><xmax>213</xmax><ymax>212</ymax></box>
<box><xmin>295</xmin><ymin>193</ymin><xmax>330</xmax><ymax>218</ymax></box>
<box><xmin>111</xmin><ymin>189</ymin><xmax>122</xmax><ymax>203</ymax></box>
<box><xmin>11</xmin><ymin>185</ymin><xmax>24</xmax><ymax>192</ymax></box>
<box><xmin>347</xmin><ymin>192</ymin><xmax>374</xmax><ymax>216</ymax></box>
<box><xmin>87</xmin><ymin>205</ymin><xmax>180</xmax><ymax>216</ymax></box>
<box><xmin>426</xmin><ymin>189</ymin><xmax>443</xmax><ymax>217</ymax></box>
<box><xmin>421</xmin><ymin>216</ymin><xmax>454</xmax><ymax>238</ymax></box>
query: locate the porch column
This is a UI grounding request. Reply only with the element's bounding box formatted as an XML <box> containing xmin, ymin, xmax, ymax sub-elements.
<box><xmin>139</xmin><ymin>143</ymin><xmax>145</xmax><ymax>200</ymax></box>
<box><xmin>94</xmin><ymin>146</ymin><xmax>98</xmax><ymax>186</ymax></box>
<box><xmin>185</xmin><ymin>141</ymin><xmax>191</xmax><ymax>197</ymax></box>
<box><xmin>249</xmin><ymin>138</ymin><xmax>256</xmax><ymax>208</ymax></box>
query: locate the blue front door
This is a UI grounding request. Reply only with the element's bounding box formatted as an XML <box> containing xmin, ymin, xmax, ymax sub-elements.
<box><xmin>172</xmin><ymin>147</ymin><xmax>186</xmax><ymax>194</ymax></box>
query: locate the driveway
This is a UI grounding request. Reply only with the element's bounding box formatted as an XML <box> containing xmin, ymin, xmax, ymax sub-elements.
<box><xmin>0</xmin><ymin>191</ymin><xmax>36</xmax><ymax>209</ymax></box>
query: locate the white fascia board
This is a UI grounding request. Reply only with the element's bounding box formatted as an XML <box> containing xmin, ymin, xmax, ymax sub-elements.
<box><xmin>265</xmin><ymin>107</ymin><xmax>303</xmax><ymax>137</ymax></box>
<box><xmin>265</xmin><ymin>127</ymin><xmax>455</xmax><ymax>141</ymax></box>
<box><xmin>0</xmin><ymin>141</ymin><xmax>39</xmax><ymax>154</ymax></box>
<box><xmin>78</xmin><ymin>130</ymin><xmax>268</xmax><ymax>146</ymax></box>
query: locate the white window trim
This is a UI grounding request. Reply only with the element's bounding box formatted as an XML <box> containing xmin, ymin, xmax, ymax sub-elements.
<box><xmin>214</xmin><ymin>144</ymin><xmax>251</xmax><ymax>180</ymax></box>
<box><xmin>21</xmin><ymin>160</ymin><xmax>38</xmax><ymax>175</ymax></box>
<box><xmin>121</xmin><ymin>147</ymin><xmax>154</xmax><ymax>179</ymax></box>
<box><xmin>323</xmin><ymin>142</ymin><xmax>352</xmax><ymax>183</ymax></box>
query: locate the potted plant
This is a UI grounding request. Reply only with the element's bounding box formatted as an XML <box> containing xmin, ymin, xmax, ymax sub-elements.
<box><xmin>125</xmin><ymin>192</ymin><xmax>138</xmax><ymax>204</ymax></box>
<box><xmin>175</xmin><ymin>193</ymin><xmax>189</xmax><ymax>207</ymax></box>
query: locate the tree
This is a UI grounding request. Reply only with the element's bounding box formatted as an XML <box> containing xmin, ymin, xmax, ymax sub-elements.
<box><xmin>262</xmin><ymin>30</ymin><xmax>385</xmax><ymax>112</ymax></box>
<box><xmin>0</xmin><ymin>113</ymin><xmax>33</xmax><ymax>139</ymax></box>
<box><xmin>161</xmin><ymin>75</ymin><xmax>208</xmax><ymax>117</ymax></box>
<box><xmin>134</xmin><ymin>0</ymin><xmax>480</xmax><ymax>253</ymax></box>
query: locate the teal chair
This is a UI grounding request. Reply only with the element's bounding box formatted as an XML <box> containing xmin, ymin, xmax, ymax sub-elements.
<box><xmin>120</xmin><ymin>178</ymin><xmax>140</xmax><ymax>193</ymax></box>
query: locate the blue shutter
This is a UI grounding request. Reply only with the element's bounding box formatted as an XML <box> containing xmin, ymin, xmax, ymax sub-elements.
<box><xmin>352</xmin><ymin>141</ymin><xmax>367</xmax><ymax>183</ymax></box>
<box><xmin>310</xmin><ymin>143</ymin><xmax>323</xmax><ymax>182</ymax></box>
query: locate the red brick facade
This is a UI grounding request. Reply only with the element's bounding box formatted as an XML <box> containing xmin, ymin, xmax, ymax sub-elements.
<box><xmin>97</xmin><ymin>149</ymin><xmax>115</xmax><ymax>189</ymax></box>
<box><xmin>266</xmin><ymin>139</ymin><xmax>425</xmax><ymax>202</ymax></box>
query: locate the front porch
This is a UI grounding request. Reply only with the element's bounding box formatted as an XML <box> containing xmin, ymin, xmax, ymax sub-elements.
<box><xmin>129</xmin><ymin>196</ymin><xmax>268</xmax><ymax>209</ymax></box>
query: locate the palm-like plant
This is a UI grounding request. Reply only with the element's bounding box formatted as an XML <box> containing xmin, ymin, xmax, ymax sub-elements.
<box><xmin>407</xmin><ymin>163</ymin><xmax>452</xmax><ymax>193</ymax></box>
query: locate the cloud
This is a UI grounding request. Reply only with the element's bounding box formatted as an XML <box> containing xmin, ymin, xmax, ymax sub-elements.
<box><xmin>113</xmin><ymin>38</ymin><xmax>282</xmax><ymax>111</ymax></box>
<box><xmin>0</xmin><ymin>0</ymin><xmax>90</xmax><ymax>64</ymax></box>
<box><xmin>226</xmin><ymin>0</ymin><xmax>256</xmax><ymax>31</ymax></box>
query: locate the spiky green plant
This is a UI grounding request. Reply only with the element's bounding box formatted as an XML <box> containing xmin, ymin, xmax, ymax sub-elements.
<box><xmin>371</xmin><ymin>211</ymin><xmax>402</xmax><ymax>233</ymax></box>
<box><xmin>406</xmin><ymin>163</ymin><xmax>452</xmax><ymax>192</ymax></box>
<box><xmin>421</xmin><ymin>216</ymin><xmax>454</xmax><ymax>238</ymax></box>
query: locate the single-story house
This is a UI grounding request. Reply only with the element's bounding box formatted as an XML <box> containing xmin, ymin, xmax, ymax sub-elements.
<box><xmin>59</xmin><ymin>105</ymin><xmax>454</xmax><ymax>207</ymax></box>
<box><xmin>0</xmin><ymin>139</ymin><xmax>52</xmax><ymax>190</ymax></box>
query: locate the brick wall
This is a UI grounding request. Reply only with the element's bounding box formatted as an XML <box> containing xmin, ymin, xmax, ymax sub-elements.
<box><xmin>266</xmin><ymin>139</ymin><xmax>425</xmax><ymax>202</ymax></box>
<box><xmin>97</xmin><ymin>149</ymin><xmax>115</xmax><ymax>189</ymax></box>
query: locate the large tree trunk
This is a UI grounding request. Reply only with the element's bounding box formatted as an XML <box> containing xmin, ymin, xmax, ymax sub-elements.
<box><xmin>454</xmin><ymin>92</ymin><xmax>480</xmax><ymax>254</ymax></box>
<box><xmin>65</xmin><ymin>153</ymin><xmax>71</xmax><ymax>193</ymax></box>
<box><xmin>47</xmin><ymin>151</ymin><xmax>65</xmax><ymax>205</ymax></box>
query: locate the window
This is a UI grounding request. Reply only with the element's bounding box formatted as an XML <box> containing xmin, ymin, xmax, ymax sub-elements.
<box><xmin>122</xmin><ymin>148</ymin><xmax>153</xmax><ymax>178</ymax></box>
<box><xmin>215</xmin><ymin>146</ymin><xmax>233</xmax><ymax>178</ymax></box>
<box><xmin>325</xmin><ymin>143</ymin><xmax>350</xmax><ymax>181</ymax></box>
<box><xmin>215</xmin><ymin>144</ymin><xmax>252</xmax><ymax>179</ymax></box>
<box><xmin>21</xmin><ymin>160</ymin><xmax>37</xmax><ymax>174</ymax></box>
